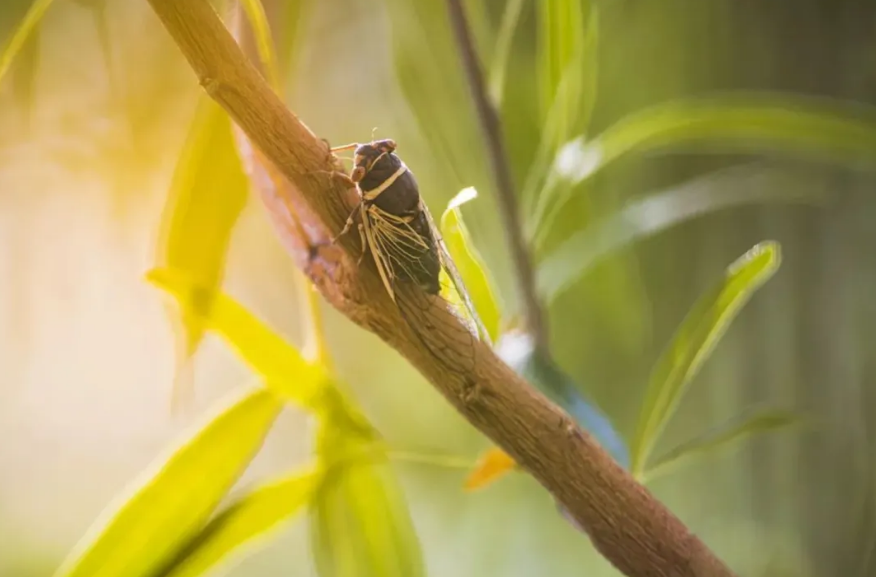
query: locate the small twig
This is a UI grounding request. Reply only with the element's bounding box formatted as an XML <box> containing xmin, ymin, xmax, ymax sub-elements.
<box><xmin>444</xmin><ymin>0</ymin><xmax>549</xmax><ymax>352</ymax></box>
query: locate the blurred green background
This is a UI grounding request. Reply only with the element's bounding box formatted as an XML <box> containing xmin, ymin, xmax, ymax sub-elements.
<box><xmin>1</xmin><ymin>0</ymin><xmax>875</xmax><ymax>576</ymax></box>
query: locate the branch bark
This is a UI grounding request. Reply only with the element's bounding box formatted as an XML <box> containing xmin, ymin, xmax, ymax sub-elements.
<box><xmin>145</xmin><ymin>1</ymin><xmax>737</xmax><ymax>576</ymax></box>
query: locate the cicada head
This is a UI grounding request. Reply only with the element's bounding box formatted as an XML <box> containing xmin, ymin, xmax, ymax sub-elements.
<box><xmin>352</xmin><ymin>139</ymin><xmax>400</xmax><ymax>187</ymax></box>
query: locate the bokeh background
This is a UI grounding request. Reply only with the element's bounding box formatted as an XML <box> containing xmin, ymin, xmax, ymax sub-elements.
<box><xmin>2</xmin><ymin>0</ymin><xmax>875</xmax><ymax>576</ymax></box>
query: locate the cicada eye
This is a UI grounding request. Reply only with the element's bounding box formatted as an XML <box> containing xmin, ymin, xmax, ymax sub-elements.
<box><xmin>351</xmin><ymin>166</ymin><xmax>367</xmax><ymax>183</ymax></box>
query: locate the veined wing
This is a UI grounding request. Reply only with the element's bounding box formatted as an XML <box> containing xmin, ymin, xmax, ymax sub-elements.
<box><xmin>419</xmin><ymin>199</ymin><xmax>491</xmax><ymax>345</ymax></box>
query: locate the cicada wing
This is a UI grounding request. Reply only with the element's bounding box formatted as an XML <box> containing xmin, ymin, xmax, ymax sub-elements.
<box><xmin>362</xmin><ymin>203</ymin><xmax>397</xmax><ymax>302</ymax></box>
<box><xmin>419</xmin><ymin>200</ymin><xmax>491</xmax><ymax>346</ymax></box>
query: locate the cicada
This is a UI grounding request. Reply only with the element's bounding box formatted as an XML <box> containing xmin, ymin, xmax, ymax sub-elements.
<box><xmin>329</xmin><ymin>138</ymin><xmax>489</xmax><ymax>370</ymax></box>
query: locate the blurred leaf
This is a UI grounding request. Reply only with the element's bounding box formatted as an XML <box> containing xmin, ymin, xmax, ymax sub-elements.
<box><xmin>156</xmin><ymin>96</ymin><xmax>249</xmax><ymax>407</ymax></box>
<box><xmin>466</xmin><ymin>330</ymin><xmax>629</xmax><ymax>490</ymax></box>
<box><xmin>10</xmin><ymin>14</ymin><xmax>38</xmax><ymax>127</ymax></box>
<box><xmin>536</xmin><ymin>0</ymin><xmax>595</xmax><ymax>152</ymax></box>
<box><xmin>276</xmin><ymin>0</ymin><xmax>315</xmax><ymax>81</ymax></box>
<box><xmin>440</xmin><ymin>187</ymin><xmax>502</xmax><ymax>342</ymax></box>
<box><xmin>239</xmin><ymin>0</ymin><xmax>281</xmax><ymax>91</ymax></box>
<box><xmin>309</xmin><ymin>451</ymin><xmax>424</xmax><ymax>577</ymax></box>
<box><xmin>630</xmin><ymin>241</ymin><xmax>782</xmax><ymax>478</ymax></box>
<box><xmin>463</xmin><ymin>446</ymin><xmax>517</xmax><ymax>491</ymax></box>
<box><xmin>523</xmin><ymin>5</ymin><xmax>599</xmax><ymax>225</ymax></box>
<box><xmin>147</xmin><ymin>267</ymin><xmax>329</xmax><ymax>411</ymax></box>
<box><xmin>384</xmin><ymin>0</ymin><xmax>490</xmax><ymax>193</ymax></box>
<box><xmin>0</xmin><ymin>0</ymin><xmax>52</xmax><ymax>85</ymax></box>
<box><xmin>538</xmin><ymin>94</ymin><xmax>876</xmax><ymax>232</ymax></box>
<box><xmin>52</xmin><ymin>386</ymin><xmax>282</xmax><ymax>577</ymax></box>
<box><xmin>497</xmin><ymin>331</ymin><xmax>630</xmax><ymax>467</ymax></box>
<box><xmin>642</xmin><ymin>408</ymin><xmax>805</xmax><ymax>483</ymax></box>
<box><xmin>487</xmin><ymin>0</ymin><xmax>524</xmax><ymax>106</ymax></box>
<box><xmin>158</xmin><ymin>467</ymin><xmax>322</xmax><ymax>577</ymax></box>
<box><xmin>308</xmin><ymin>403</ymin><xmax>422</xmax><ymax>577</ymax></box>
<box><xmin>537</xmin><ymin>163</ymin><xmax>828</xmax><ymax>302</ymax></box>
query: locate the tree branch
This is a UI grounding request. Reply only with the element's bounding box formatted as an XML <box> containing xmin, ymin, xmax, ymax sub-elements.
<box><xmin>444</xmin><ymin>0</ymin><xmax>549</xmax><ymax>353</ymax></box>
<box><xmin>144</xmin><ymin>1</ymin><xmax>736</xmax><ymax>576</ymax></box>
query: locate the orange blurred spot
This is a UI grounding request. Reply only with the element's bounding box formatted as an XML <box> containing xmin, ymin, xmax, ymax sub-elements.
<box><xmin>464</xmin><ymin>447</ymin><xmax>518</xmax><ymax>490</ymax></box>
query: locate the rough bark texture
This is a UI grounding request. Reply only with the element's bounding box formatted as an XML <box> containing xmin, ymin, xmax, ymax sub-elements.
<box><xmin>144</xmin><ymin>1</ymin><xmax>737</xmax><ymax>575</ymax></box>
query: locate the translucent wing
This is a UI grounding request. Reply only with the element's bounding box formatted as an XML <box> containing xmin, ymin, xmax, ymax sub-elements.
<box><xmin>419</xmin><ymin>199</ymin><xmax>491</xmax><ymax>345</ymax></box>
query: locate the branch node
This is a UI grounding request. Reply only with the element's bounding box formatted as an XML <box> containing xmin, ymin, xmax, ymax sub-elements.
<box><xmin>459</xmin><ymin>377</ymin><xmax>481</xmax><ymax>405</ymax></box>
<box><xmin>199</xmin><ymin>75</ymin><xmax>225</xmax><ymax>97</ymax></box>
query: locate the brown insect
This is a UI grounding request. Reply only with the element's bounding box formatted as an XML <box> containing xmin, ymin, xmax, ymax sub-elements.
<box><xmin>329</xmin><ymin>138</ymin><xmax>489</xmax><ymax>368</ymax></box>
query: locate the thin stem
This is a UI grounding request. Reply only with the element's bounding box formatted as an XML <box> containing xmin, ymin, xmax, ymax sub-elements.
<box><xmin>389</xmin><ymin>450</ymin><xmax>477</xmax><ymax>470</ymax></box>
<box><xmin>444</xmin><ymin>0</ymin><xmax>549</xmax><ymax>352</ymax></box>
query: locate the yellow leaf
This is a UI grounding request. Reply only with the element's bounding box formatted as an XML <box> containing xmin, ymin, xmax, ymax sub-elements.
<box><xmin>464</xmin><ymin>447</ymin><xmax>517</xmax><ymax>491</ymax></box>
<box><xmin>160</xmin><ymin>467</ymin><xmax>322</xmax><ymax>577</ymax></box>
<box><xmin>0</xmin><ymin>0</ymin><xmax>54</xmax><ymax>85</ymax></box>
<box><xmin>440</xmin><ymin>187</ymin><xmax>502</xmax><ymax>342</ymax></box>
<box><xmin>310</xmin><ymin>449</ymin><xmax>424</xmax><ymax>577</ymax></box>
<box><xmin>156</xmin><ymin>95</ymin><xmax>250</xmax><ymax>408</ymax></box>
<box><xmin>52</xmin><ymin>386</ymin><xmax>282</xmax><ymax>577</ymax></box>
<box><xmin>147</xmin><ymin>267</ymin><xmax>329</xmax><ymax>411</ymax></box>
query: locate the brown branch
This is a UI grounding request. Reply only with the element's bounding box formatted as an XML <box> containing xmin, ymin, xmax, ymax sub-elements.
<box><xmin>444</xmin><ymin>0</ymin><xmax>549</xmax><ymax>353</ymax></box>
<box><xmin>144</xmin><ymin>1</ymin><xmax>737</xmax><ymax>576</ymax></box>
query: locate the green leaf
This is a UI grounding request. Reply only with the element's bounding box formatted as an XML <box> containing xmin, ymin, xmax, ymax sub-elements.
<box><xmin>487</xmin><ymin>0</ymin><xmax>525</xmax><ymax>106</ymax></box>
<box><xmin>440</xmin><ymin>187</ymin><xmax>502</xmax><ymax>342</ymax></box>
<box><xmin>275</xmin><ymin>0</ymin><xmax>315</xmax><ymax>84</ymax></box>
<box><xmin>52</xmin><ymin>386</ymin><xmax>282</xmax><ymax>577</ymax></box>
<box><xmin>309</xmin><ymin>449</ymin><xmax>424</xmax><ymax>577</ymax></box>
<box><xmin>158</xmin><ymin>467</ymin><xmax>322</xmax><ymax>577</ymax></box>
<box><xmin>147</xmin><ymin>267</ymin><xmax>329</xmax><ymax>412</ymax></box>
<box><xmin>537</xmin><ymin>163</ymin><xmax>827</xmax><ymax>303</ymax></box>
<box><xmin>238</xmin><ymin>0</ymin><xmax>281</xmax><ymax>91</ymax></box>
<box><xmin>536</xmin><ymin>93</ymin><xmax>876</xmax><ymax>233</ymax></box>
<box><xmin>156</xmin><ymin>96</ymin><xmax>249</xmax><ymax>407</ymax></box>
<box><xmin>536</xmin><ymin>0</ymin><xmax>595</xmax><ymax>152</ymax></box>
<box><xmin>642</xmin><ymin>407</ymin><xmax>805</xmax><ymax>483</ymax></box>
<box><xmin>524</xmin><ymin>3</ymin><xmax>599</xmax><ymax>236</ymax></box>
<box><xmin>384</xmin><ymin>0</ymin><xmax>491</xmax><ymax>195</ymax></box>
<box><xmin>630</xmin><ymin>241</ymin><xmax>782</xmax><ymax>478</ymax></box>
<box><xmin>0</xmin><ymin>0</ymin><xmax>53</xmax><ymax>85</ymax></box>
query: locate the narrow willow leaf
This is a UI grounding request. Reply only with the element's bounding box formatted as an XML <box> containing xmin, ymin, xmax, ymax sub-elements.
<box><xmin>524</xmin><ymin>4</ymin><xmax>598</xmax><ymax>234</ymax></box>
<box><xmin>156</xmin><ymin>96</ymin><xmax>249</xmax><ymax>407</ymax></box>
<box><xmin>0</xmin><ymin>0</ymin><xmax>53</xmax><ymax>85</ymax></box>
<box><xmin>309</xmin><ymin>452</ymin><xmax>424</xmax><ymax>577</ymax></box>
<box><xmin>539</xmin><ymin>94</ymin><xmax>876</xmax><ymax>232</ymax></box>
<box><xmin>53</xmin><ymin>386</ymin><xmax>282</xmax><ymax>577</ymax></box>
<box><xmin>276</xmin><ymin>0</ymin><xmax>315</xmax><ymax>81</ymax></box>
<box><xmin>440</xmin><ymin>187</ymin><xmax>502</xmax><ymax>342</ymax></box>
<box><xmin>385</xmin><ymin>0</ymin><xmax>491</xmax><ymax>196</ymax></box>
<box><xmin>158</xmin><ymin>467</ymin><xmax>322</xmax><ymax>577</ymax></box>
<box><xmin>630</xmin><ymin>241</ymin><xmax>782</xmax><ymax>477</ymax></box>
<box><xmin>238</xmin><ymin>0</ymin><xmax>281</xmax><ymax>91</ymax></box>
<box><xmin>487</xmin><ymin>0</ymin><xmax>525</xmax><ymax>106</ymax></box>
<box><xmin>147</xmin><ymin>267</ymin><xmax>329</xmax><ymax>411</ymax></box>
<box><xmin>537</xmin><ymin>163</ymin><xmax>827</xmax><ymax>302</ymax></box>
<box><xmin>536</xmin><ymin>0</ymin><xmax>593</xmax><ymax>152</ymax></box>
<box><xmin>10</xmin><ymin>12</ymin><xmax>39</xmax><ymax>127</ymax></box>
<box><xmin>642</xmin><ymin>408</ymin><xmax>804</xmax><ymax>483</ymax></box>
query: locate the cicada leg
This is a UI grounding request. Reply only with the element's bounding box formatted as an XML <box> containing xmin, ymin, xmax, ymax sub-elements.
<box><xmin>332</xmin><ymin>203</ymin><xmax>369</xmax><ymax>265</ymax></box>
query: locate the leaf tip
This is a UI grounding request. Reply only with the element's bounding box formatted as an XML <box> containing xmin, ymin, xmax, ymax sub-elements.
<box><xmin>463</xmin><ymin>447</ymin><xmax>517</xmax><ymax>491</ymax></box>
